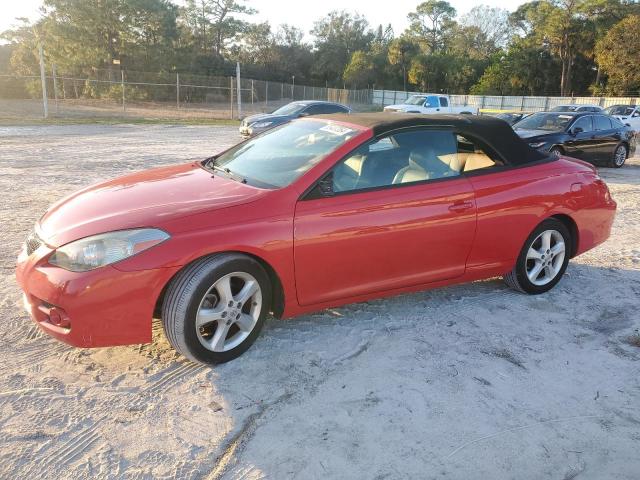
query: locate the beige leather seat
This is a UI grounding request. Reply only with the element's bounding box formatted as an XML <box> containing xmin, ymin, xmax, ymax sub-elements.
<box><xmin>393</xmin><ymin>147</ymin><xmax>461</xmax><ymax>184</ymax></box>
<box><xmin>462</xmin><ymin>153</ymin><xmax>496</xmax><ymax>171</ymax></box>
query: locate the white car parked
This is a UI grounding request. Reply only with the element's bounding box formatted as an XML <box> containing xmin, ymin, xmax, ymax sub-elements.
<box><xmin>383</xmin><ymin>94</ymin><xmax>478</xmax><ymax>115</ymax></box>
<box><xmin>550</xmin><ymin>104</ymin><xmax>604</xmax><ymax>113</ymax></box>
<box><xmin>605</xmin><ymin>105</ymin><xmax>640</xmax><ymax>133</ymax></box>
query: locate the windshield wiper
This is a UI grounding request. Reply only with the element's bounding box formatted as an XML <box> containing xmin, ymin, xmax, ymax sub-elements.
<box><xmin>204</xmin><ymin>156</ymin><xmax>248</xmax><ymax>184</ymax></box>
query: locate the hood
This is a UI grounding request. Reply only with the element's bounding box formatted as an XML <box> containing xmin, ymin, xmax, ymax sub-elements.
<box><xmin>38</xmin><ymin>162</ymin><xmax>267</xmax><ymax>247</ymax></box>
<box><xmin>243</xmin><ymin>113</ymin><xmax>291</xmax><ymax>125</ymax></box>
<box><xmin>514</xmin><ymin>128</ymin><xmax>560</xmax><ymax>140</ymax></box>
<box><xmin>383</xmin><ymin>104</ymin><xmax>413</xmax><ymax>112</ymax></box>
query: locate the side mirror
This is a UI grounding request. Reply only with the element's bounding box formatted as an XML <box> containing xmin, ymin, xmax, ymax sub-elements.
<box><xmin>298</xmin><ymin>111</ymin><xmax>310</xmax><ymax>117</ymax></box>
<box><xmin>571</xmin><ymin>126</ymin><xmax>584</xmax><ymax>135</ymax></box>
<box><xmin>625</xmin><ymin>123</ymin><xmax>632</xmax><ymax>127</ymax></box>
<box><xmin>318</xmin><ymin>172</ymin><xmax>335</xmax><ymax>197</ymax></box>
<box><xmin>633</xmin><ymin>112</ymin><xmax>640</xmax><ymax>118</ymax></box>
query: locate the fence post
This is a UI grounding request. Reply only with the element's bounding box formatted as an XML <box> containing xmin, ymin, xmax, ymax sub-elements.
<box><xmin>176</xmin><ymin>73</ymin><xmax>180</xmax><ymax>109</ymax></box>
<box><xmin>265</xmin><ymin>80</ymin><xmax>268</xmax><ymax>109</ymax></box>
<box><xmin>52</xmin><ymin>63</ymin><xmax>59</xmax><ymax>114</ymax></box>
<box><xmin>281</xmin><ymin>82</ymin><xmax>284</xmax><ymax>101</ymax></box>
<box><xmin>38</xmin><ymin>43</ymin><xmax>48</xmax><ymax>119</ymax></box>
<box><xmin>121</xmin><ymin>70</ymin><xmax>125</xmax><ymax>112</ymax></box>
<box><xmin>236</xmin><ymin>62</ymin><xmax>242</xmax><ymax>119</ymax></box>
<box><xmin>303</xmin><ymin>85</ymin><xmax>306</xmax><ymax>100</ymax></box>
<box><xmin>393</xmin><ymin>90</ymin><xmax>397</xmax><ymax>104</ymax></box>
<box><xmin>381</xmin><ymin>90</ymin><xmax>385</xmax><ymax>106</ymax></box>
<box><xmin>544</xmin><ymin>96</ymin><xmax>550</xmax><ymax>111</ymax></box>
<box><xmin>230</xmin><ymin>76</ymin><xmax>234</xmax><ymax>119</ymax></box>
<box><xmin>251</xmin><ymin>79</ymin><xmax>254</xmax><ymax>110</ymax></box>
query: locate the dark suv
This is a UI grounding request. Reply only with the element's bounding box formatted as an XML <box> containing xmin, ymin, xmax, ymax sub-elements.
<box><xmin>514</xmin><ymin>111</ymin><xmax>636</xmax><ymax>167</ymax></box>
<box><xmin>240</xmin><ymin>101</ymin><xmax>351</xmax><ymax>137</ymax></box>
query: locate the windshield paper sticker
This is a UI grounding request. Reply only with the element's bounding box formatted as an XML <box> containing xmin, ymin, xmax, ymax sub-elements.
<box><xmin>320</xmin><ymin>124</ymin><xmax>353</xmax><ymax>136</ymax></box>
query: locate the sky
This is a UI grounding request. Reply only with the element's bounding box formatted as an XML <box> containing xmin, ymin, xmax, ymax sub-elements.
<box><xmin>0</xmin><ymin>0</ymin><xmax>528</xmax><ymax>38</ymax></box>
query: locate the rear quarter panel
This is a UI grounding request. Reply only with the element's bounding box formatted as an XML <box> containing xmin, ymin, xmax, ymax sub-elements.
<box><xmin>465</xmin><ymin>157</ymin><xmax>615</xmax><ymax>273</ymax></box>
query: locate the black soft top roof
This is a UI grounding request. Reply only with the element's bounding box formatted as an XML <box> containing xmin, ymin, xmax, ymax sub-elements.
<box><xmin>314</xmin><ymin>112</ymin><xmax>547</xmax><ymax>165</ymax></box>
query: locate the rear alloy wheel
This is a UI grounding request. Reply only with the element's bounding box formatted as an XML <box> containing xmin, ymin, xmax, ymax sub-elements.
<box><xmin>162</xmin><ymin>254</ymin><xmax>271</xmax><ymax>364</ymax></box>
<box><xmin>609</xmin><ymin>143</ymin><xmax>627</xmax><ymax>168</ymax></box>
<box><xmin>504</xmin><ymin>219</ymin><xmax>571</xmax><ymax>294</ymax></box>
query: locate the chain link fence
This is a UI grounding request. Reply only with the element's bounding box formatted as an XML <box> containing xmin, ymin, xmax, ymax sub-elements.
<box><xmin>0</xmin><ymin>68</ymin><xmax>374</xmax><ymax>122</ymax></box>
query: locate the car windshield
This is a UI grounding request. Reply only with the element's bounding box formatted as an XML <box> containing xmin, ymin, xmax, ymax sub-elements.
<box><xmin>550</xmin><ymin>105</ymin><xmax>579</xmax><ymax>112</ymax></box>
<box><xmin>514</xmin><ymin>112</ymin><xmax>574</xmax><ymax>131</ymax></box>
<box><xmin>211</xmin><ymin>120</ymin><xmax>358</xmax><ymax>188</ymax></box>
<box><xmin>405</xmin><ymin>95</ymin><xmax>426</xmax><ymax>105</ymax></box>
<box><xmin>605</xmin><ymin>106</ymin><xmax>634</xmax><ymax>116</ymax></box>
<box><xmin>271</xmin><ymin>103</ymin><xmax>306</xmax><ymax>116</ymax></box>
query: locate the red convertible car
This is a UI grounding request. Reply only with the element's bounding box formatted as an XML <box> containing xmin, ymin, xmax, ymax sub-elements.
<box><xmin>16</xmin><ymin>114</ymin><xmax>616</xmax><ymax>364</ymax></box>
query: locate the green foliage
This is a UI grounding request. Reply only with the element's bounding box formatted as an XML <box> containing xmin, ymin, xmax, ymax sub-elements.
<box><xmin>311</xmin><ymin>11</ymin><xmax>374</xmax><ymax>86</ymax></box>
<box><xmin>0</xmin><ymin>0</ymin><xmax>637</xmax><ymax>97</ymax></box>
<box><xmin>595</xmin><ymin>15</ymin><xmax>640</xmax><ymax>94</ymax></box>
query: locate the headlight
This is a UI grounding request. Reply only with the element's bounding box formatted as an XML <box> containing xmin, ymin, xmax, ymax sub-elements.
<box><xmin>49</xmin><ymin>228</ymin><xmax>170</xmax><ymax>272</ymax></box>
<box><xmin>528</xmin><ymin>142</ymin><xmax>547</xmax><ymax>149</ymax></box>
<box><xmin>252</xmin><ymin>121</ymin><xmax>273</xmax><ymax>128</ymax></box>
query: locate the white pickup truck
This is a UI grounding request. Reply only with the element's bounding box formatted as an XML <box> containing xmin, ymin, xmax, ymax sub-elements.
<box><xmin>383</xmin><ymin>94</ymin><xmax>478</xmax><ymax>115</ymax></box>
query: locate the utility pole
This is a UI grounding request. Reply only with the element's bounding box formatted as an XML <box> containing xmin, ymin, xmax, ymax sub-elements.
<box><xmin>291</xmin><ymin>75</ymin><xmax>295</xmax><ymax>100</ymax></box>
<box><xmin>176</xmin><ymin>73</ymin><xmax>180</xmax><ymax>109</ymax></box>
<box><xmin>38</xmin><ymin>43</ymin><xmax>48</xmax><ymax>119</ymax></box>
<box><xmin>52</xmin><ymin>63</ymin><xmax>59</xmax><ymax>114</ymax></box>
<box><xmin>236</xmin><ymin>62</ymin><xmax>242</xmax><ymax>118</ymax></box>
<box><xmin>121</xmin><ymin>70</ymin><xmax>125</xmax><ymax>112</ymax></box>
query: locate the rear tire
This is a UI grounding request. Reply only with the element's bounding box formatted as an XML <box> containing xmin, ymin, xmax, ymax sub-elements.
<box><xmin>161</xmin><ymin>254</ymin><xmax>271</xmax><ymax>364</ymax></box>
<box><xmin>504</xmin><ymin>218</ymin><xmax>571</xmax><ymax>294</ymax></box>
<box><xmin>608</xmin><ymin>143</ymin><xmax>627</xmax><ymax>168</ymax></box>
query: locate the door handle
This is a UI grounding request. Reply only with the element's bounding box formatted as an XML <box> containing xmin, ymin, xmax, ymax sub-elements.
<box><xmin>449</xmin><ymin>201</ymin><xmax>474</xmax><ymax>213</ymax></box>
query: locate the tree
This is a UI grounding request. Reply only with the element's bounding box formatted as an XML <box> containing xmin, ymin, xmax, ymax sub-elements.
<box><xmin>471</xmin><ymin>42</ymin><xmax>561</xmax><ymax>95</ymax></box>
<box><xmin>388</xmin><ymin>37</ymin><xmax>417</xmax><ymax>91</ymax></box>
<box><xmin>311</xmin><ymin>11</ymin><xmax>373</xmax><ymax>85</ymax></box>
<box><xmin>460</xmin><ymin>5</ymin><xmax>511</xmax><ymax>50</ymax></box>
<box><xmin>182</xmin><ymin>0</ymin><xmax>255</xmax><ymax>57</ymax></box>
<box><xmin>406</xmin><ymin>1</ymin><xmax>456</xmax><ymax>53</ymax></box>
<box><xmin>595</xmin><ymin>14</ymin><xmax>640</xmax><ymax>94</ymax></box>
<box><xmin>343</xmin><ymin>50</ymin><xmax>376</xmax><ymax>87</ymax></box>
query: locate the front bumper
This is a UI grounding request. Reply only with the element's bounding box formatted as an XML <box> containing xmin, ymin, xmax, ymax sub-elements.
<box><xmin>16</xmin><ymin>242</ymin><xmax>181</xmax><ymax>348</ymax></box>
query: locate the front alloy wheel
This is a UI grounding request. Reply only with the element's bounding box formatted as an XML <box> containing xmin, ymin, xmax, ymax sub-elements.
<box><xmin>195</xmin><ymin>272</ymin><xmax>262</xmax><ymax>353</ymax></box>
<box><xmin>162</xmin><ymin>254</ymin><xmax>271</xmax><ymax>364</ymax></box>
<box><xmin>504</xmin><ymin>218</ymin><xmax>571</xmax><ymax>294</ymax></box>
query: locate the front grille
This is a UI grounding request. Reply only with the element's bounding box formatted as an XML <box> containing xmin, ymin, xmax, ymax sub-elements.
<box><xmin>25</xmin><ymin>231</ymin><xmax>42</xmax><ymax>256</ymax></box>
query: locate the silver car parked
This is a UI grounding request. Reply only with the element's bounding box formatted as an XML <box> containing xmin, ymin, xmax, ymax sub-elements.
<box><xmin>239</xmin><ymin>101</ymin><xmax>351</xmax><ymax>137</ymax></box>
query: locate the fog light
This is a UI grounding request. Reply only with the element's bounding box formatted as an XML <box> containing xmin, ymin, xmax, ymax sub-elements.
<box><xmin>48</xmin><ymin>307</ymin><xmax>71</xmax><ymax>328</ymax></box>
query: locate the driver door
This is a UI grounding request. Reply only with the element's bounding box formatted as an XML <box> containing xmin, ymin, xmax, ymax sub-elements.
<box><xmin>564</xmin><ymin>116</ymin><xmax>597</xmax><ymax>161</ymax></box>
<box><xmin>293</xmin><ymin>129</ymin><xmax>477</xmax><ymax>306</ymax></box>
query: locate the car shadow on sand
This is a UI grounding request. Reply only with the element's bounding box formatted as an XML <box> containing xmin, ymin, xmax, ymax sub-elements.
<box><xmin>3</xmin><ymin>262</ymin><xmax>638</xmax><ymax>479</ymax></box>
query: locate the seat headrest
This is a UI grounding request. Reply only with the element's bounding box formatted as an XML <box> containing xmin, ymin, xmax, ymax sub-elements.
<box><xmin>409</xmin><ymin>146</ymin><xmax>436</xmax><ymax>170</ymax></box>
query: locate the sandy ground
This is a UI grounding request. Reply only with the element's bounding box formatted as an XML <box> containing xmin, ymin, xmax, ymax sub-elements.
<box><xmin>0</xmin><ymin>124</ymin><xmax>638</xmax><ymax>480</ymax></box>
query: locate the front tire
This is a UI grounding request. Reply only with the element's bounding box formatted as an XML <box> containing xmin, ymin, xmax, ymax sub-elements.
<box><xmin>161</xmin><ymin>254</ymin><xmax>271</xmax><ymax>364</ymax></box>
<box><xmin>608</xmin><ymin>143</ymin><xmax>627</xmax><ymax>168</ymax></box>
<box><xmin>548</xmin><ymin>147</ymin><xmax>563</xmax><ymax>158</ymax></box>
<box><xmin>504</xmin><ymin>219</ymin><xmax>571</xmax><ymax>294</ymax></box>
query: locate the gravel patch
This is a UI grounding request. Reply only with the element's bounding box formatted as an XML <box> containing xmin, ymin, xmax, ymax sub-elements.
<box><xmin>1</xmin><ymin>124</ymin><xmax>639</xmax><ymax>479</ymax></box>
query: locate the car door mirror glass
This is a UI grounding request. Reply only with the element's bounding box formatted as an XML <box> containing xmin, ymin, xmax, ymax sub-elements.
<box><xmin>318</xmin><ymin>172</ymin><xmax>334</xmax><ymax>197</ymax></box>
<box><xmin>571</xmin><ymin>126</ymin><xmax>583</xmax><ymax>135</ymax></box>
